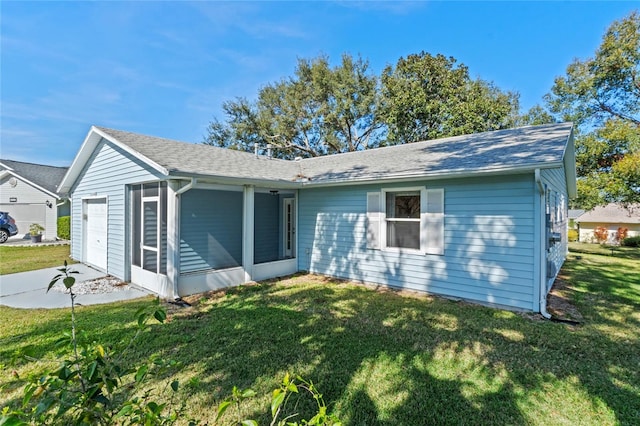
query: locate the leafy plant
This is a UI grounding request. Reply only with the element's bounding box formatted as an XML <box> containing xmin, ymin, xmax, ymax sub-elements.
<box><xmin>216</xmin><ymin>373</ymin><xmax>341</xmax><ymax>426</ymax></box>
<box><xmin>622</xmin><ymin>235</ymin><xmax>640</xmax><ymax>247</ymax></box>
<box><xmin>568</xmin><ymin>229</ymin><xmax>578</xmax><ymax>242</ymax></box>
<box><xmin>1</xmin><ymin>261</ymin><xmax>190</xmax><ymax>425</ymax></box>
<box><xmin>29</xmin><ymin>223</ymin><xmax>45</xmax><ymax>236</ymax></box>
<box><xmin>616</xmin><ymin>227</ymin><xmax>629</xmax><ymax>243</ymax></box>
<box><xmin>593</xmin><ymin>226</ymin><xmax>609</xmax><ymax>243</ymax></box>
<box><xmin>57</xmin><ymin>216</ymin><xmax>71</xmax><ymax>240</ymax></box>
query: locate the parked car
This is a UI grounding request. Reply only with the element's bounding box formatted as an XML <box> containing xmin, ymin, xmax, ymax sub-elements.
<box><xmin>0</xmin><ymin>212</ymin><xmax>19</xmax><ymax>243</ymax></box>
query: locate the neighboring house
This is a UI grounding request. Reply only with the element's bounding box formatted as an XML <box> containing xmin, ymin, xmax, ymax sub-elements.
<box><xmin>58</xmin><ymin>123</ymin><xmax>576</xmax><ymax>314</ymax></box>
<box><xmin>0</xmin><ymin>159</ymin><xmax>70</xmax><ymax>240</ymax></box>
<box><xmin>568</xmin><ymin>209</ymin><xmax>585</xmax><ymax>229</ymax></box>
<box><xmin>575</xmin><ymin>203</ymin><xmax>640</xmax><ymax>243</ymax></box>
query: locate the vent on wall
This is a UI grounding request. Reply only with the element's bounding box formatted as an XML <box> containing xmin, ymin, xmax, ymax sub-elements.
<box><xmin>9</xmin><ymin>177</ymin><xmax>18</xmax><ymax>187</ymax></box>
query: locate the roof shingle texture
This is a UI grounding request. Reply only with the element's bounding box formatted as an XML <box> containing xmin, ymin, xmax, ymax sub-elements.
<box><xmin>0</xmin><ymin>159</ymin><xmax>68</xmax><ymax>194</ymax></box>
<box><xmin>96</xmin><ymin>122</ymin><xmax>573</xmax><ymax>184</ymax></box>
<box><xmin>96</xmin><ymin>127</ymin><xmax>302</xmax><ymax>182</ymax></box>
<box><xmin>576</xmin><ymin>203</ymin><xmax>640</xmax><ymax>224</ymax></box>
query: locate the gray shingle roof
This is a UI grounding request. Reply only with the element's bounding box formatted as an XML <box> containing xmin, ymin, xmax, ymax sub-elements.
<box><xmin>94</xmin><ymin>122</ymin><xmax>573</xmax><ymax>186</ymax></box>
<box><xmin>575</xmin><ymin>203</ymin><xmax>640</xmax><ymax>224</ymax></box>
<box><xmin>96</xmin><ymin>127</ymin><xmax>302</xmax><ymax>183</ymax></box>
<box><xmin>0</xmin><ymin>159</ymin><xmax>68</xmax><ymax>195</ymax></box>
<box><xmin>298</xmin><ymin>123</ymin><xmax>574</xmax><ymax>184</ymax></box>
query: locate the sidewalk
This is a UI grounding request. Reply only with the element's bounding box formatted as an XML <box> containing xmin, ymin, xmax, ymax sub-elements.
<box><xmin>0</xmin><ymin>264</ymin><xmax>150</xmax><ymax>309</ymax></box>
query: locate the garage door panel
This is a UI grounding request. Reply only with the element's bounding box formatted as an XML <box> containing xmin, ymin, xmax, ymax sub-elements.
<box><xmin>85</xmin><ymin>199</ymin><xmax>107</xmax><ymax>270</ymax></box>
<box><xmin>0</xmin><ymin>204</ymin><xmax>46</xmax><ymax>237</ymax></box>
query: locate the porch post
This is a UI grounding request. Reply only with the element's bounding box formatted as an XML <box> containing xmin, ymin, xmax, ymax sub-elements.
<box><xmin>167</xmin><ymin>180</ymin><xmax>180</xmax><ymax>299</ymax></box>
<box><xmin>243</xmin><ymin>185</ymin><xmax>255</xmax><ymax>282</ymax></box>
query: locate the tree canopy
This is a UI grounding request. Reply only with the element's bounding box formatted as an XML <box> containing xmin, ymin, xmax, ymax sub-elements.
<box><xmin>204</xmin><ymin>54</ymin><xmax>383</xmax><ymax>158</ymax></box>
<box><xmin>204</xmin><ymin>52</ymin><xmax>521</xmax><ymax>158</ymax></box>
<box><xmin>545</xmin><ymin>11</ymin><xmax>640</xmax><ymax>209</ymax></box>
<box><xmin>380</xmin><ymin>52</ymin><xmax>520</xmax><ymax>144</ymax></box>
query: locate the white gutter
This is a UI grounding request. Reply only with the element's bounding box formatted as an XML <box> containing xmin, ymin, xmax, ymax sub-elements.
<box><xmin>535</xmin><ymin>169</ymin><xmax>552</xmax><ymax>320</ymax></box>
<box><xmin>175</xmin><ymin>178</ymin><xmax>197</xmax><ymax>195</ymax></box>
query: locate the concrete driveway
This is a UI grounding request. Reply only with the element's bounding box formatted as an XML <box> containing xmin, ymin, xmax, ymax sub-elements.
<box><xmin>0</xmin><ymin>264</ymin><xmax>150</xmax><ymax>309</ymax></box>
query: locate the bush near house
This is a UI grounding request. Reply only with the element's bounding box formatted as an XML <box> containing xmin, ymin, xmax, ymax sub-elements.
<box><xmin>622</xmin><ymin>236</ymin><xmax>640</xmax><ymax>247</ymax></box>
<box><xmin>57</xmin><ymin>216</ymin><xmax>70</xmax><ymax>240</ymax></box>
<box><xmin>616</xmin><ymin>227</ymin><xmax>628</xmax><ymax>243</ymax></box>
<box><xmin>593</xmin><ymin>226</ymin><xmax>609</xmax><ymax>244</ymax></box>
<box><xmin>568</xmin><ymin>229</ymin><xmax>578</xmax><ymax>242</ymax></box>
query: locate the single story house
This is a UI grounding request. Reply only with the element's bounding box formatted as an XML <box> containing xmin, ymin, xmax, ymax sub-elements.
<box><xmin>576</xmin><ymin>203</ymin><xmax>640</xmax><ymax>243</ymax></box>
<box><xmin>58</xmin><ymin>122</ymin><xmax>576</xmax><ymax>314</ymax></box>
<box><xmin>0</xmin><ymin>159</ymin><xmax>70</xmax><ymax>240</ymax></box>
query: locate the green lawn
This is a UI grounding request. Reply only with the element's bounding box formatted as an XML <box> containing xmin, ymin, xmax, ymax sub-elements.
<box><xmin>0</xmin><ymin>245</ymin><xmax>75</xmax><ymax>275</ymax></box>
<box><xmin>569</xmin><ymin>241</ymin><xmax>640</xmax><ymax>260</ymax></box>
<box><xmin>1</xmin><ymin>251</ymin><xmax>639</xmax><ymax>424</ymax></box>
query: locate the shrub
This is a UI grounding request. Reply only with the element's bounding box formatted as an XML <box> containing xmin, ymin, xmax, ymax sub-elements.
<box><xmin>568</xmin><ymin>229</ymin><xmax>578</xmax><ymax>242</ymax></box>
<box><xmin>593</xmin><ymin>226</ymin><xmax>609</xmax><ymax>244</ymax></box>
<box><xmin>621</xmin><ymin>236</ymin><xmax>640</xmax><ymax>247</ymax></box>
<box><xmin>57</xmin><ymin>216</ymin><xmax>70</xmax><ymax>240</ymax></box>
<box><xmin>616</xmin><ymin>227</ymin><xmax>629</xmax><ymax>243</ymax></box>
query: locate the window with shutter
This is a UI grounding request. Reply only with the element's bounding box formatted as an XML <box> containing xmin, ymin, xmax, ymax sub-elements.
<box><xmin>367</xmin><ymin>187</ymin><xmax>445</xmax><ymax>255</ymax></box>
<box><xmin>422</xmin><ymin>188</ymin><xmax>444</xmax><ymax>255</ymax></box>
<box><xmin>366</xmin><ymin>192</ymin><xmax>381</xmax><ymax>249</ymax></box>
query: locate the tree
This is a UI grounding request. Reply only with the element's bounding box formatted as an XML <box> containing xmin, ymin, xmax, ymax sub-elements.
<box><xmin>379</xmin><ymin>52</ymin><xmax>520</xmax><ymax>144</ymax></box>
<box><xmin>545</xmin><ymin>11</ymin><xmax>640</xmax><ymax>209</ymax></box>
<box><xmin>204</xmin><ymin>54</ymin><xmax>383</xmax><ymax>158</ymax></box>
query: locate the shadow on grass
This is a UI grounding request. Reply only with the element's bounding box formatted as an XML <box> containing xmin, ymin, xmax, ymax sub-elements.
<box><xmin>2</xmin><ymin>266</ymin><xmax>639</xmax><ymax>424</ymax></box>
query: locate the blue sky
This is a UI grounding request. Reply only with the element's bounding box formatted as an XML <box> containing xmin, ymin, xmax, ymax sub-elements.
<box><xmin>1</xmin><ymin>1</ymin><xmax>637</xmax><ymax>166</ymax></box>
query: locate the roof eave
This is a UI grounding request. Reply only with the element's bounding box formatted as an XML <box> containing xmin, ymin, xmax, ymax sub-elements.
<box><xmin>2</xmin><ymin>169</ymin><xmax>61</xmax><ymax>199</ymax></box>
<box><xmin>300</xmin><ymin>161</ymin><xmax>565</xmax><ymax>188</ymax></box>
<box><xmin>59</xmin><ymin>126</ymin><xmax>170</xmax><ymax>194</ymax></box>
<box><xmin>167</xmin><ymin>171</ymin><xmax>303</xmax><ymax>189</ymax></box>
<box><xmin>563</xmin><ymin>127</ymin><xmax>578</xmax><ymax>198</ymax></box>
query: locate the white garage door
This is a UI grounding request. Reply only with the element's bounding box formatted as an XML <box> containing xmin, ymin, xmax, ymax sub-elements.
<box><xmin>0</xmin><ymin>204</ymin><xmax>46</xmax><ymax>237</ymax></box>
<box><xmin>84</xmin><ymin>198</ymin><xmax>107</xmax><ymax>270</ymax></box>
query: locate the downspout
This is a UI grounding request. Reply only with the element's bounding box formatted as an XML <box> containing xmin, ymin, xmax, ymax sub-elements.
<box><xmin>535</xmin><ymin>169</ymin><xmax>552</xmax><ymax>320</ymax></box>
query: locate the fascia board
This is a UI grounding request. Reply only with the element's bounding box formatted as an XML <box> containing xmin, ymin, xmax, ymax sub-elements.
<box><xmin>299</xmin><ymin>162</ymin><xmax>565</xmax><ymax>188</ymax></box>
<box><xmin>0</xmin><ymin>162</ymin><xmax>15</xmax><ymax>171</ymax></box>
<box><xmin>2</xmin><ymin>170</ymin><xmax>60</xmax><ymax>199</ymax></box>
<box><xmin>93</xmin><ymin>127</ymin><xmax>169</xmax><ymax>177</ymax></box>
<box><xmin>58</xmin><ymin>127</ymin><xmax>103</xmax><ymax>193</ymax></box>
<box><xmin>167</xmin><ymin>171</ymin><xmax>303</xmax><ymax>189</ymax></box>
<box><xmin>59</xmin><ymin>126</ymin><xmax>169</xmax><ymax>194</ymax></box>
<box><xmin>563</xmin><ymin>128</ymin><xmax>578</xmax><ymax>198</ymax></box>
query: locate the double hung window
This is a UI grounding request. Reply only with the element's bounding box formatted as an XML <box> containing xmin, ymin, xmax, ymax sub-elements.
<box><xmin>367</xmin><ymin>187</ymin><xmax>444</xmax><ymax>255</ymax></box>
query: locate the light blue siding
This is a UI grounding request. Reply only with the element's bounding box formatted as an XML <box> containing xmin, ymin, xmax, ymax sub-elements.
<box><xmin>180</xmin><ymin>189</ymin><xmax>243</xmax><ymax>272</ymax></box>
<box><xmin>298</xmin><ymin>174</ymin><xmax>538</xmax><ymax>310</ymax></box>
<box><xmin>70</xmin><ymin>139</ymin><xmax>164</xmax><ymax>279</ymax></box>
<box><xmin>541</xmin><ymin>167</ymin><xmax>569</xmax><ymax>290</ymax></box>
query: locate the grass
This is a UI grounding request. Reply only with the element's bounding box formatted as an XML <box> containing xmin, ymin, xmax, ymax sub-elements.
<box><xmin>1</xmin><ymin>251</ymin><xmax>639</xmax><ymax>424</ymax></box>
<box><xmin>0</xmin><ymin>245</ymin><xmax>75</xmax><ymax>275</ymax></box>
<box><xmin>569</xmin><ymin>241</ymin><xmax>640</xmax><ymax>260</ymax></box>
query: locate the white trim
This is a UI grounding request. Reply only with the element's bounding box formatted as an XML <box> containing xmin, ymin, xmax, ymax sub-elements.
<box><xmin>382</xmin><ymin>187</ymin><xmax>423</xmax><ymax>253</ymax></box>
<box><xmin>59</xmin><ymin>126</ymin><xmax>169</xmax><ymax>194</ymax></box>
<box><xmin>82</xmin><ymin>196</ymin><xmax>108</xmax><ymax>272</ymax></box>
<box><xmin>301</xmin><ymin>162</ymin><xmax>565</xmax><ymax>189</ymax></box>
<box><xmin>283</xmin><ymin>198</ymin><xmax>296</xmax><ymax>258</ymax></box>
<box><xmin>1</xmin><ymin>170</ymin><xmax>61</xmax><ymax>199</ymax></box>
<box><xmin>243</xmin><ymin>185</ymin><xmax>255</xmax><ymax>282</ymax></box>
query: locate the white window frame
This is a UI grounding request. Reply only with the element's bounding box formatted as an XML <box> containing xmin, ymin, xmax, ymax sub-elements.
<box><xmin>382</xmin><ymin>187</ymin><xmax>423</xmax><ymax>253</ymax></box>
<box><xmin>366</xmin><ymin>186</ymin><xmax>445</xmax><ymax>255</ymax></box>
